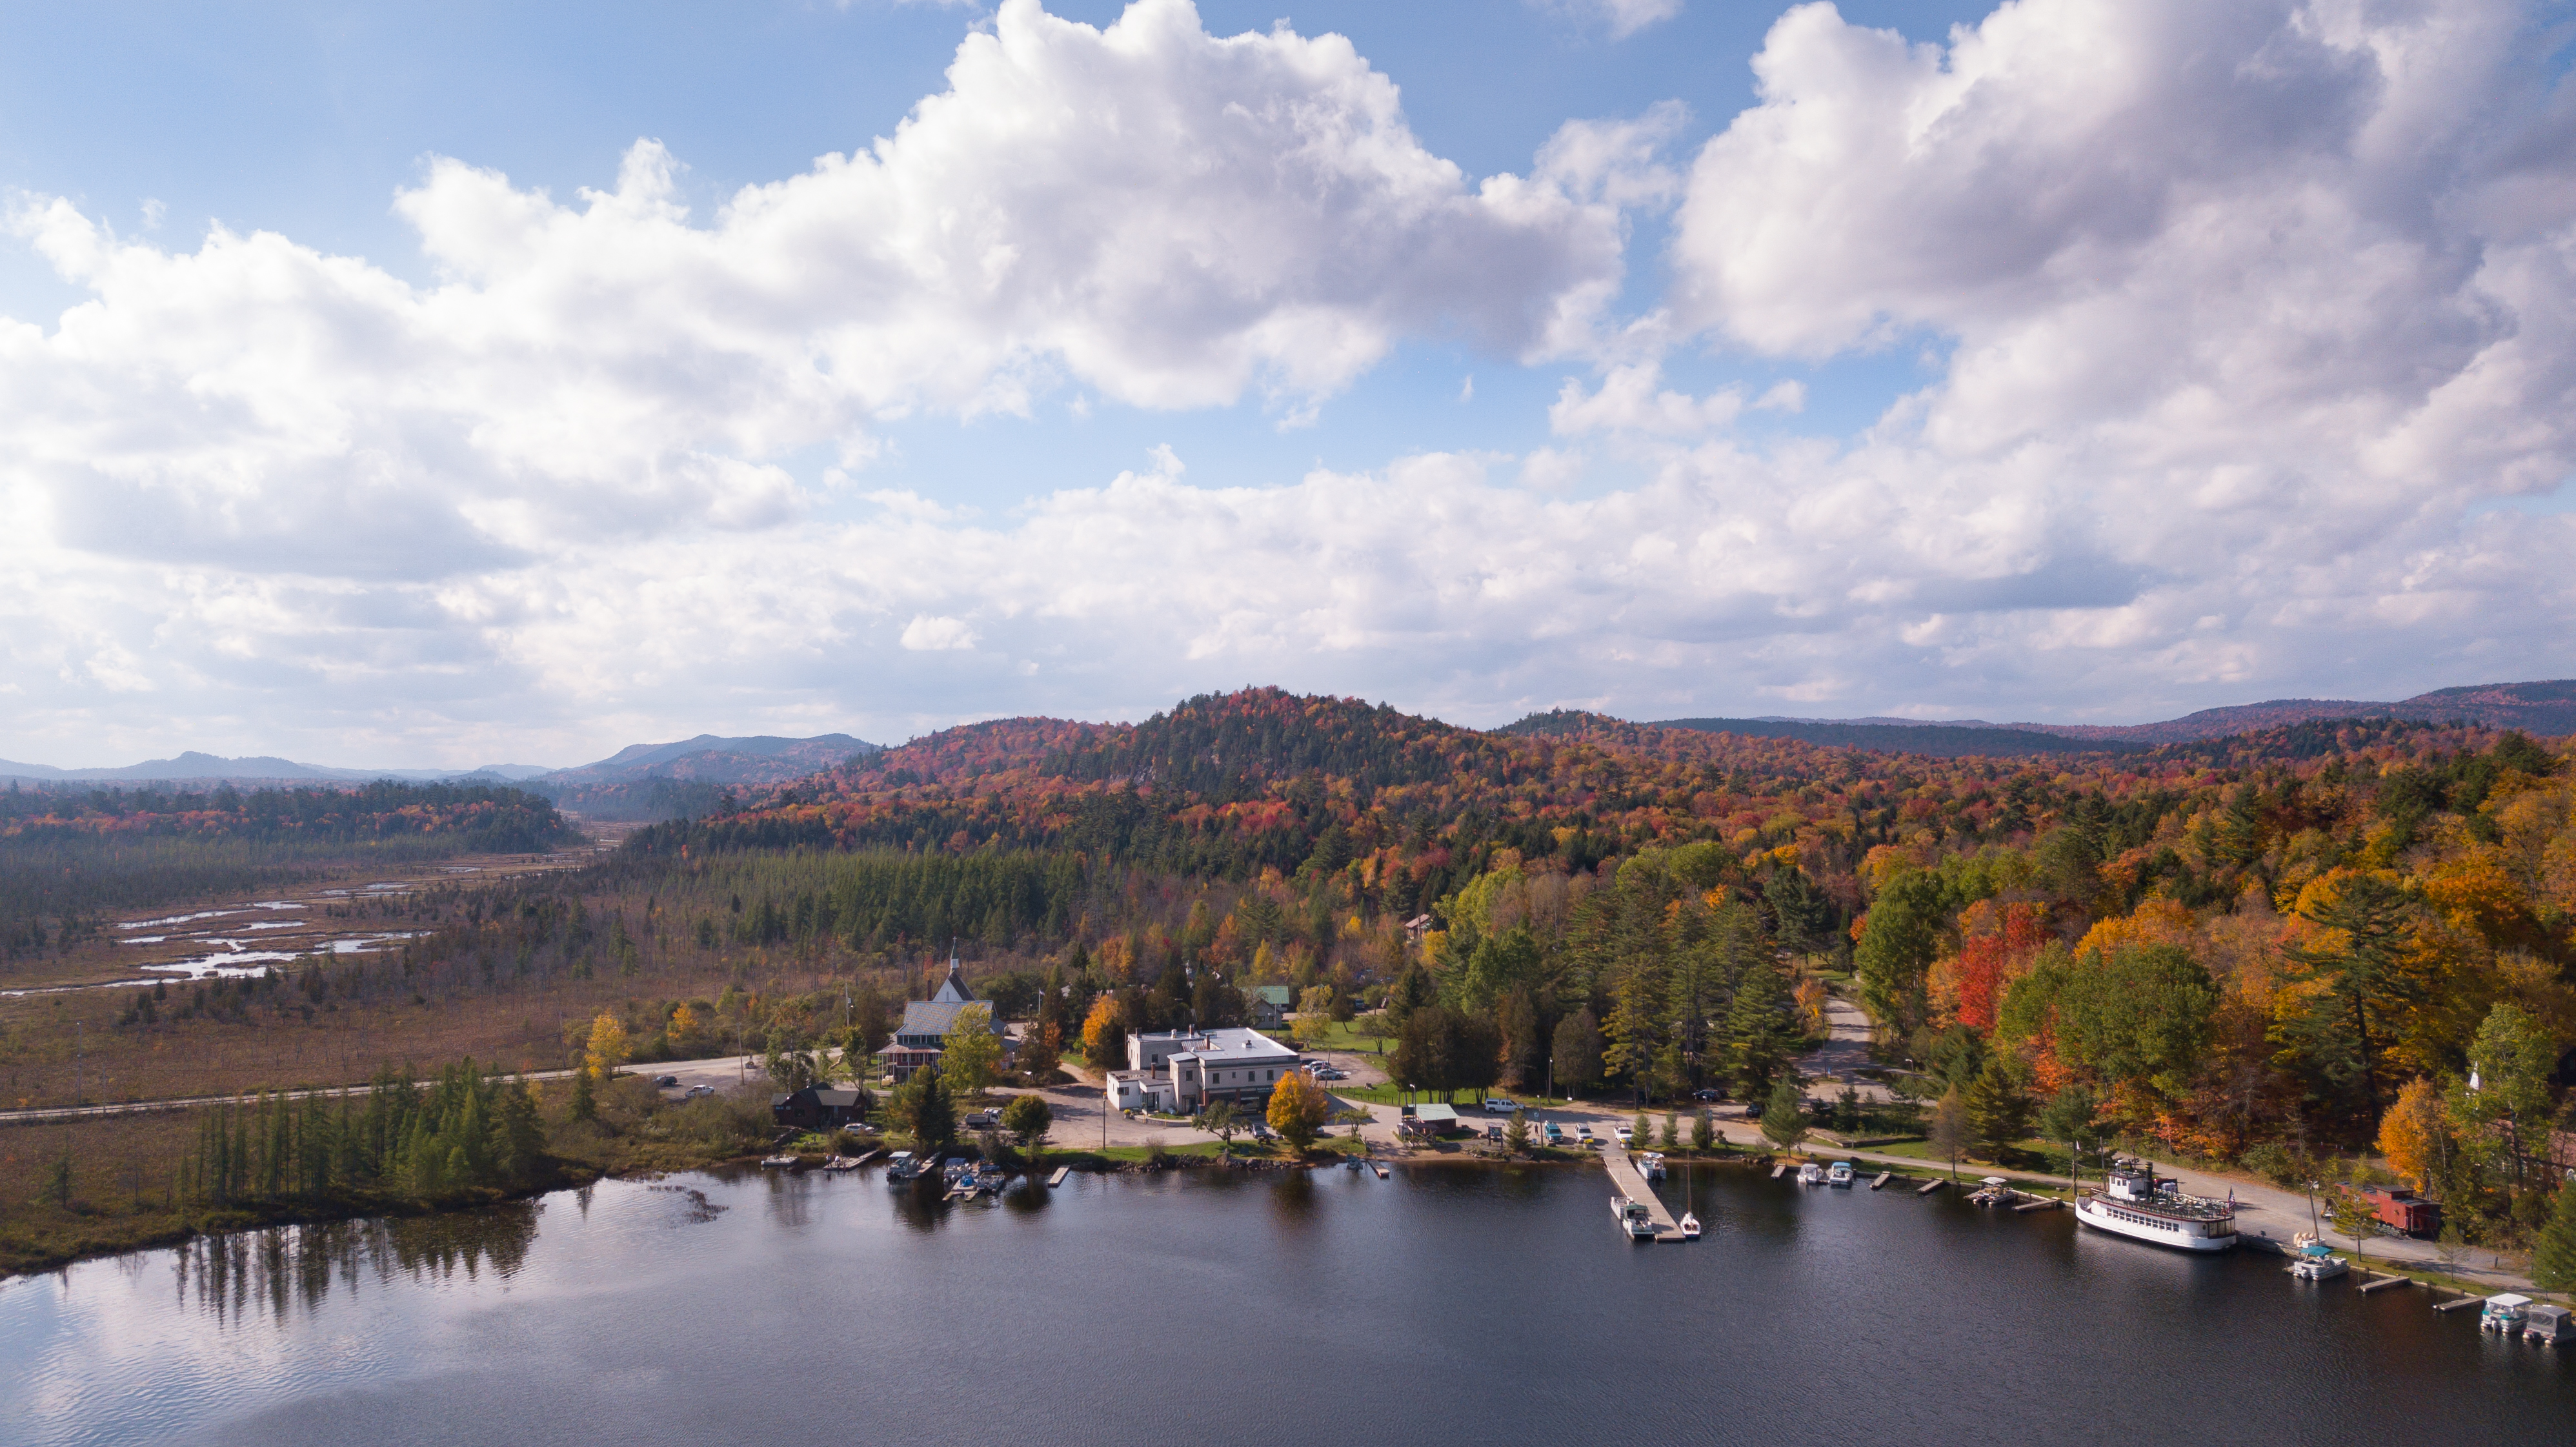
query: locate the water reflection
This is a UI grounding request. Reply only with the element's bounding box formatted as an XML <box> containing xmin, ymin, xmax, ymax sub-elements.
<box><xmin>163</xmin><ymin>1202</ymin><xmax>540</xmax><ymax>1328</ymax></box>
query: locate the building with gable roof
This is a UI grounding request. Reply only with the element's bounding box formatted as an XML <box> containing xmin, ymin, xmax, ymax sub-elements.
<box><xmin>874</xmin><ymin>954</ymin><xmax>1011</xmax><ymax>1084</ymax></box>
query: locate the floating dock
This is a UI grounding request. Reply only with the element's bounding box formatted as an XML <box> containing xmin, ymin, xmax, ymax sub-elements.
<box><xmin>1915</xmin><ymin>1179</ymin><xmax>1946</xmax><ymax>1196</ymax></box>
<box><xmin>2358</xmin><ymin>1271</ymin><xmax>2413</xmax><ymax>1293</ymax></box>
<box><xmin>1047</xmin><ymin>1166</ymin><xmax>1069</xmax><ymax>1188</ymax></box>
<box><xmin>1602</xmin><ymin>1150</ymin><xmax>1688</xmax><ymax>1241</ymax></box>
<box><xmin>1868</xmin><ymin>1172</ymin><xmax>1891</xmax><ymax>1191</ymax></box>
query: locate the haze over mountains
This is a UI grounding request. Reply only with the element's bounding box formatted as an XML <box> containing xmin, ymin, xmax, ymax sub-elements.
<box><xmin>4</xmin><ymin>680</ymin><xmax>2568</xmax><ymax>789</ymax></box>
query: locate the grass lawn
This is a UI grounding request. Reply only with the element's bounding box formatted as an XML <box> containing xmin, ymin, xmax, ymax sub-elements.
<box><xmin>1866</xmin><ymin>1135</ymin><xmax>2083</xmax><ymax>1178</ymax></box>
<box><xmin>1290</xmin><ymin>1018</ymin><xmax>1394</xmax><ymax>1055</ymax></box>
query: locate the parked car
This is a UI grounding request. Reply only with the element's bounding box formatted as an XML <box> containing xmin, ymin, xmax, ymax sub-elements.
<box><xmin>1615</xmin><ymin>1124</ymin><xmax>1636</xmax><ymax>1145</ymax></box>
<box><xmin>1542</xmin><ymin>1122</ymin><xmax>1565</xmax><ymax>1144</ymax></box>
<box><xmin>1691</xmin><ymin>1088</ymin><xmax>1723</xmax><ymax>1101</ymax></box>
<box><xmin>652</xmin><ymin>1075</ymin><xmax>679</xmax><ymax>1088</ymax></box>
<box><xmin>1483</xmin><ymin>1097</ymin><xmax>1516</xmax><ymax>1114</ymax></box>
<box><xmin>684</xmin><ymin>1084</ymin><xmax>716</xmax><ymax>1098</ymax></box>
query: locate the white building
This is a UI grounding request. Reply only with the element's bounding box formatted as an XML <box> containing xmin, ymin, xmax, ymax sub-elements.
<box><xmin>1105</xmin><ymin>1027</ymin><xmax>1301</xmax><ymax>1115</ymax></box>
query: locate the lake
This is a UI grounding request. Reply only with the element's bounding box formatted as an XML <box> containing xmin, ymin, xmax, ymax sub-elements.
<box><xmin>3</xmin><ymin>1162</ymin><xmax>2568</xmax><ymax>1446</ymax></box>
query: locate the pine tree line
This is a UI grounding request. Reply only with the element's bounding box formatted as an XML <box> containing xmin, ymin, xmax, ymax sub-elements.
<box><xmin>181</xmin><ymin>1059</ymin><xmax>548</xmax><ymax>1208</ymax></box>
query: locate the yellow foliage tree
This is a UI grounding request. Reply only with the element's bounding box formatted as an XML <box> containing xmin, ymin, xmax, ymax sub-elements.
<box><xmin>1267</xmin><ymin>1069</ymin><xmax>1329</xmax><ymax>1152</ymax></box>
<box><xmin>585</xmin><ymin>1013</ymin><xmax>630</xmax><ymax>1082</ymax></box>
<box><xmin>2376</xmin><ymin>1076</ymin><xmax>2446</xmax><ymax>1192</ymax></box>
<box><xmin>668</xmin><ymin>1003</ymin><xmax>703</xmax><ymax>1048</ymax></box>
<box><xmin>1080</xmin><ymin>994</ymin><xmax>1127</xmax><ymax>1064</ymax></box>
<box><xmin>941</xmin><ymin>1004</ymin><xmax>1002</xmax><ymax>1096</ymax></box>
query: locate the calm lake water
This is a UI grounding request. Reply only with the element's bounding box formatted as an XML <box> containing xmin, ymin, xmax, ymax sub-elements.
<box><xmin>4</xmin><ymin>1162</ymin><xmax>2569</xmax><ymax>1446</ymax></box>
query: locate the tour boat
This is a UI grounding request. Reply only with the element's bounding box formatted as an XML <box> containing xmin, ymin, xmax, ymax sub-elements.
<box><xmin>1827</xmin><ymin>1160</ymin><xmax>1855</xmax><ymax>1188</ymax></box>
<box><xmin>1614</xmin><ymin>1195</ymin><xmax>1658</xmax><ymax>1239</ymax></box>
<box><xmin>2074</xmin><ymin>1159</ymin><xmax>2237</xmax><ymax>1252</ymax></box>
<box><xmin>1796</xmin><ymin>1162</ymin><xmax>1826</xmax><ymax>1186</ymax></box>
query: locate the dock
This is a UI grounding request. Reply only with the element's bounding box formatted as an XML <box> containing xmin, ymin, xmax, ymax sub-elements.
<box><xmin>1047</xmin><ymin>1166</ymin><xmax>1069</xmax><ymax>1188</ymax></box>
<box><xmin>1915</xmin><ymin>1179</ymin><xmax>1945</xmax><ymax>1196</ymax></box>
<box><xmin>1372</xmin><ymin>1162</ymin><xmax>1389</xmax><ymax>1179</ymax></box>
<box><xmin>1771</xmin><ymin>1164</ymin><xmax>1787</xmax><ymax>1179</ymax></box>
<box><xmin>2013</xmin><ymin>1196</ymin><xmax>2062</xmax><ymax>1213</ymax></box>
<box><xmin>1603</xmin><ymin>1151</ymin><xmax>1688</xmax><ymax>1242</ymax></box>
<box><xmin>2433</xmin><ymin>1292</ymin><xmax>2484</xmax><ymax>1313</ymax></box>
<box><xmin>1868</xmin><ymin>1172</ymin><xmax>1891</xmax><ymax>1191</ymax></box>
<box><xmin>2357</xmin><ymin>1271</ymin><xmax>2413</xmax><ymax>1293</ymax></box>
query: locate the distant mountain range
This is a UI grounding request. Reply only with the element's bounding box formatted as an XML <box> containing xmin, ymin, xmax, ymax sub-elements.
<box><xmin>0</xmin><ymin>733</ymin><xmax>883</xmax><ymax>790</ymax></box>
<box><xmin>1687</xmin><ymin>678</ymin><xmax>2576</xmax><ymax>749</ymax></box>
<box><xmin>5</xmin><ymin>678</ymin><xmax>2567</xmax><ymax>789</ymax></box>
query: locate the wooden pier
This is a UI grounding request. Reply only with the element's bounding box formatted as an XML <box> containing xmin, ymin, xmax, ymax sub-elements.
<box><xmin>2357</xmin><ymin>1271</ymin><xmax>2413</xmax><ymax>1293</ymax></box>
<box><xmin>1603</xmin><ymin>1150</ymin><xmax>1689</xmax><ymax>1242</ymax></box>
<box><xmin>1868</xmin><ymin>1172</ymin><xmax>1891</xmax><ymax>1191</ymax></box>
<box><xmin>1046</xmin><ymin>1166</ymin><xmax>1069</xmax><ymax>1188</ymax></box>
<box><xmin>1915</xmin><ymin>1179</ymin><xmax>1946</xmax><ymax>1196</ymax></box>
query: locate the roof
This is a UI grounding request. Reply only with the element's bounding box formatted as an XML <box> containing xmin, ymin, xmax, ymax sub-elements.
<box><xmin>1253</xmin><ymin>986</ymin><xmax>1293</xmax><ymax>1006</ymax></box>
<box><xmin>931</xmin><ymin>956</ymin><xmax>974</xmax><ymax>1004</ymax></box>
<box><xmin>1414</xmin><ymin>1103</ymin><xmax>1460</xmax><ymax>1123</ymax></box>
<box><xmin>1132</xmin><ymin>1026</ymin><xmax>1298</xmax><ymax>1064</ymax></box>
<box><xmin>899</xmin><ymin>999</ymin><xmax>1000</xmax><ymax>1038</ymax></box>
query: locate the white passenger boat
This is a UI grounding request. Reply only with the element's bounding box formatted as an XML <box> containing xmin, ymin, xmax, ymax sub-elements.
<box><xmin>2074</xmin><ymin>1159</ymin><xmax>2237</xmax><ymax>1252</ymax></box>
<box><xmin>1678</xmin><ymin>1211</ymin><xmax>1701</xmax><ymax>1239</ymax></box>
<box><xmin>883</xmin><ymin>1151</ymin><xmax>922</xmax><ymax>1183</ymax></box>
<box><xmin>1614</xmin><ymin>1195</ymin><xmax>1658</xmax><ymax>1239</ymax></box>
<box><xmin>1796</xmin><ymin>1162</ymin><xmax>1826</xmax><ymax>1186</ymax></box>
<box><xmin>1642</xmin><ymin>1152</ymin><xmax>1667</xmax><ymax>1180</ymax></box>
<box><xmin>1827</xmin><ymin>1160</ymin><xmax>1855</xmax><ymax>1188</ymax></box>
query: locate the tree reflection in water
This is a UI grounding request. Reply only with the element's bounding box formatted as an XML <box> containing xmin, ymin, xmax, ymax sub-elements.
<box><xmin>167</xmin><ymin>1202</ymin><xmax>541</xmax><ymax>1327</ymax></box>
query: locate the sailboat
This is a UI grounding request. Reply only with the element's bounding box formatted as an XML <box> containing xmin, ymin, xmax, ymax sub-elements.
<box><xmin>1678</xmin><ymin>1155</ymin><xmax>1702</xmax><ymax>1239</ymax></box>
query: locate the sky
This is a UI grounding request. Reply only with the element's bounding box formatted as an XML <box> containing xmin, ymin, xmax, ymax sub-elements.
<box><xmin>4</xmin><ymin>0</ymin><xmax>2575</xmax><ymax>769</ymax></box>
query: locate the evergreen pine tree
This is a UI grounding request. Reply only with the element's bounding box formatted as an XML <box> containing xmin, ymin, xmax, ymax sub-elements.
<box><xmin>569</xmin><ymin>1067</ymin><xmax>596</xmax><ymax>1122</ymax></box>
<box><xmin>1727</xmin><ymin>955</ymin><xmax>1794</xmax><ymax>1100</ymax></box>
<box><xmin>2535</xmin><ymin>1181</ymin><xmax>2576</xmax><ymax>1291</ymax></box>
<box><xmin>1760</xmin><ymin>1074</ymin><xmax>1809</xmax><ymax>1154</ymax></box>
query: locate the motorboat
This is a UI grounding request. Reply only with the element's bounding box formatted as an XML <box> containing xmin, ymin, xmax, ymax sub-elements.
<box><xmin>2288</xmin><ymin>1233</ymin><xmax>2347</xmax><ymax>1279</ymax></box>
<box><xmin>2524</xmin><ymin>1303</ymin><xmax>2573</xmax><ymax>1346</ymax></box>
<box><xmin>1642</xmin><ymin>1152</ymin><xmax>1667</xmax><ymax>1180</ymax></box>
<box><xmin>2481</xmin><ymin>1294</ymin><xmax>2533</xmax><ymax>1333</ymax></box>
<box><xmin>1678</xmin><ymin>1211</ymin><xmax>1702</xmax><ymax>1240</ymax></box>
<box><xmin>1967</xmin><ymin>1176</ymin><xmax>2013</xmax><ymax>1206</ymax></box>
<box><xmin>1827</xmin><ymin>1160</ymin><xmax>1855</xmax><ymax>1188</ymax></box>
<box><xmin>1614</xmin><ymin>1195</ymin><xmax>1658</xmax><ymax>1239</ymax></box>
<box><xmin>883</xmin><ymin>1151</ymin><xmax>923</xmax><ymax>1183</ymax></box>
<box><xmin>2073</xmin><ymin>1159</ymin><xmax>2238</xmax><ymax>1251</ymax></box>
<box><xmin>1796</xmin><ymin>1162</ymin><xmax>1826</xmax><ymax>1186</ymax></box>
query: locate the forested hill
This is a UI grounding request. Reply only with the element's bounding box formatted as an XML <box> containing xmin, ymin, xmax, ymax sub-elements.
<box><xmin>1</xmin><ymin>781</ymin><xmax>579</xmax><ymax>959</ymax></box>
<box><xmin>1503</xmin><ymin>709</ymin><xmax>2146</xmax><ymax>759</ymax></box>
<box><xmin>636</xmin><ymin>690</ymin><xmax>2539</xmax><ymax>929</ymax></box>
<box><xmin>0</xmin><ymin>779</ymin><xmax>574</xmax><ymax>851</ymax></box>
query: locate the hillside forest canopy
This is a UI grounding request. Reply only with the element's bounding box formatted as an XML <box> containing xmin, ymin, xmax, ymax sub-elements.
<box><xmin>10</xmin><ymin>689</ymin><xmax>2575</xmax><ymax>1256</ymax></box>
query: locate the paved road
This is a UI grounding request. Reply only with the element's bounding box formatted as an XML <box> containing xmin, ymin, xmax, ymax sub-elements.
<box><xmin>0</xmin><ymin>1052</ymin><xmax>769</xmax><ymax>1126</ymax></box>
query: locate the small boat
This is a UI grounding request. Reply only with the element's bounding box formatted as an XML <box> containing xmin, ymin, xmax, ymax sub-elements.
<box><xmin>1796</xmin><ymin>1162</ymin><xmax>1826</xmax><ymax>1186</ymax></box>
<box><xmin>1642</xmin><ymin>1152</ymin><xmax>1666</xmax><ymax>1180</ymax></box>
<box><xmin>2524</xmin><ymin>1303</ymin><xmax>2573</xmax><ymax>1346</ymax></box>
<box><xmin>1614</xmin><ymin>1195</ymin><xmax>1658</xmax><ymax>1239</ymax></box>
<box><xmin>883</xmin><ymin>1151</ymin><xmax>922</xmax><ymax>1183</ymax></box>
<box><xmin>760</xmin><ymin>1153</ymin><xmax>801</xmax><ymax>1169</ymax></box>
<box><xmin>2288</xmin><ymin>1237</ymin><xmax>2348</xmax><ymax>1280</ymax></box>
<box><xmin>1827</xmin><ymin>1160</ymin><xmax>1855</xmax><ymax>1188</ymax></box>
<box><xmin>2480</xmin><ymin>1294</ymin><xmax>2533</xmax><ymax>1334</ymax></box>
<box><xmin>1678</xmin><ymin>1211</ymin><xmax>1702</xmax><ymax>1240</ymax></box>
<box><xmin>1345</xmin><ymin>1158</ymin><xmax>1362</xmax><ymax>1171</ymax></box>
<box><xmin>1967</xmin><ymin>1175</ymin><xmax>2013</xmax><ymax>1207</ymax></box>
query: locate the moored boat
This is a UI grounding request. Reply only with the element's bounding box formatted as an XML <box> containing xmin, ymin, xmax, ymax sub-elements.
<box><xmin>2074</xmin><ymin>1159</ymin><xmax>2237</xmax><ymax>1252</ymax></box>
<box><xmin>1642</xmin><ymin>1152</ymin><xmax>1666</xmax><ymax>1180</ymax></box>
<box><xmin>2524</xmin><ymin>1303</ymin><xmax>2573</xmax><ymax>1345</ymax></box>
<box><xmin>1796</xmin><ymin>1162</ymin><xmax>1826</xmax><ymax>1186</ymax></box>
<box><xmin>1827</xmin><ymin>1160</ymin><xmax>1855</xmax><ymax>1188</ymax></box>
<box><xmin>2287</xmin><ymin>1231</ymin><xmax>2346</xmax><ymax>1278</ymax></box>
<box><xmin>1678</xmin><ymin>1211</ymin><xmax>1702</xmax><ymax>1240</ymax></box>
<box><xmin>2481</xmin><ymin>1293</ymin><xmax>2532</xmax><ymax>1334</ymax></box>
<box><xmin>883</xmin><ymin>1150</ymin><xmax>923</xmax><ymax>1183</ymax></box>
<box><xmin>1614</xmin><ymin>1195</ymin><xmax>1658</xmax><ymax>1239</ymax></box>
